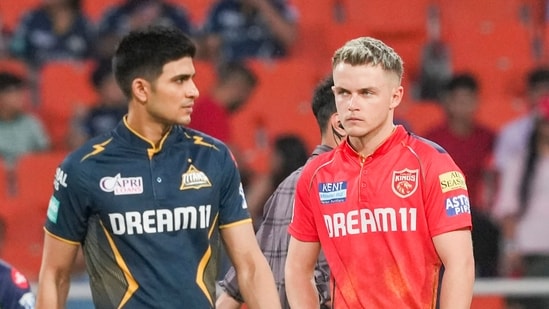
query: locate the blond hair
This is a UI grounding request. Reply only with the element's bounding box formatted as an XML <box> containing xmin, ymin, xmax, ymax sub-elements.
<box><xmin>332</xmin><ymin>37</ymin><xmax>404</xmax><ymax>82</ymax></box>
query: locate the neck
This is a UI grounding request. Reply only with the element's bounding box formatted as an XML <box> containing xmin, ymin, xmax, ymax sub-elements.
<box><xmin>126</xmin><ymin>111</ymin><xmax>171</xmax><ymax>147</ymax></box>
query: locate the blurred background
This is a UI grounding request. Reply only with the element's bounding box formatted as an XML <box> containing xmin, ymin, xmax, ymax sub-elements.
<box><xmin>1</xmin><ymin>0</ymin><xmax>548</xmax><ymax>308</ymax></box>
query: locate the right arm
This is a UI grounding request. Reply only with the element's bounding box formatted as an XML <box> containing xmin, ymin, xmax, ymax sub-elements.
<box><xmin>285</xmin><ymin>236</ymin><xmax>321</xmax><ymax>309</ymax></box>
<box><xmin>36</xmin><ymin>233</ymin><xmax>80</xmax><ymax>309</ymax></box>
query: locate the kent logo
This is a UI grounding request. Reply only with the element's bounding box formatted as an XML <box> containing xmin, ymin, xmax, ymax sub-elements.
<box><xmin>318</xmin><ymin>181</ymin><xmax>347</xmax><ymax>204</ymax></box>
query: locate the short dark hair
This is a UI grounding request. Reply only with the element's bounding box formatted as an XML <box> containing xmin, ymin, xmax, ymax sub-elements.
<box><xmin>444</xmin><ymin>73</ymin><xmax>478</xmax><ymax>93</ymax></box>
<box><xmin>311</xmin><ymin>75</ymin><xmax>336</xmax><ymax>136</ymax></box>
<box><xmin>527</xmin><ymin>67</ymin><xmax>549</xmax><ymax>90</ymax></box>
<box><xmin>0</xmin><ymin>71</ymin><xmax>25</xmax><ymax>93</ymax></box>
<box><xmin>113</xmin><ymin>25</ymin><xmax>196</xmax><ymax>97</ymax></box>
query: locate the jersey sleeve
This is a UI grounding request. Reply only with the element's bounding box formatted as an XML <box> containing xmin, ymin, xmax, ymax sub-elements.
<box><xmin>423</xmin><ymin>151</ymin><xmax>472</xmax><ymax>237</ymax></box>
<box><xmin>288</xmin><ymin>166</ymin><xmax>319</xmax><ymax>242</ymax></box>
<box><xmin>44</xmin><ymin>154</ymin><xmax>91</xmax><ymax>243</ymax></box>
<box><xmin>218</xmin><ymin>147</ymin><xmax>251</xmax><ymax>227</ymax></box>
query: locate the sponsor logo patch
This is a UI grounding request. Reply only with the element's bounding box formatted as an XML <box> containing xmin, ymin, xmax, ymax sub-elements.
<box><xmin>100</xmin><ymin>174</ymin><xmax>143</xmax><ymax>195</ymax></box>
<box><xmin>54</xmin><ymin>167</ymin><xmax>68</xmax><ymax>191</ymax></box>
<box><xmin>319</xmin><ymin>181</ymin><xmax>347</xmax><ymax>204</ymax></box>
<box><xmin>47</xmin><ymin>196</ymin><xmax>60</xmax><ymax>223</ymax></box>
<box><xmin>439</xmin><ymin>171</ymin><xmax>467</xmax><ymax>193</ymax></box>
<box><xmin>180</xmin><ymin>165</ymin><xmax>212</xmax><ymax>190</ymax></box>
<box><xmin>445</xmin><ymin>194</ymin><xmax>471</xmax><ymax>216</ymax></box>
<box><xmin>392</xmin><ymin>168</ymin><xmax>419</xmax><ymax>198</ymax></box>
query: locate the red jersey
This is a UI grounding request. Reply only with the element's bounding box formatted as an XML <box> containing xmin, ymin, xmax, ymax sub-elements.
<box><xmin>289</xmin><ymin>125</ymin><xmax>472</xmax><ymax>309</ymax></box>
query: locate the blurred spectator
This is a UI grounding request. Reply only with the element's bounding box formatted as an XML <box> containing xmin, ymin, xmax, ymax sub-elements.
<box><xmin>0</xmin><ymin>72</ymin><xmax>50</xmax><ymax>170</ymax></box>
<box><xmin>424</xmin><ymin>73</ymin><xmax>500</xmax><ymax>277</ymax></box>
<box><xmin>189</xmin><ymin>61</ymin><xmax>257</xmax><ymax>144</ymax></box>
<box><xmin>199</xmin><ymin>0</ymin><xmax>298</xmax><ymax>64</ymax></box>
<box><xmin>492</xmin><ymin>97</ymin><xmax>549</xmax><ymax>309</ymax></box>
<box><xmin>0</xmin><ymin>217</ymin><xmax>36</xmax><ymax>309</ymax></box>
<box><xmin>245</xmin><ymin>134</ymin><xmax>308</xmax><ymax>228</ymax></box>
<box><xmin>425</xmin><ymin>73</ymin><xmax>495</xmax><ymax>210</ymax></box>
<box><xmin>8</xmin><ymin>0</ymin><xmax>95</xmax><ymax>69</ymax></box>
<box><xmin>95</xmin><ymin>0</ymin><xmax>194</xmax><ymax>62</ymax></box>
<box><xmin>494</xmin><ymin>67</ymin><xmax>549</xmax><ymax>171</ymax></box>
<box><xmin>68</xmin><ymin>60</ymin><xmax>126</xmax><ymax>149</ymax></box>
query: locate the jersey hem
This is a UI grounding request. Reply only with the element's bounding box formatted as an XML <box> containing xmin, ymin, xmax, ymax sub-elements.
<box><xmin>219</xmin><ymin>218</ymin><xmax>252</xmax><ymax>229</ymax></box>
<box><xmin>43</xmin><ymin>227</ymin><xmax>81</xmax><ymax>246</ymax></box>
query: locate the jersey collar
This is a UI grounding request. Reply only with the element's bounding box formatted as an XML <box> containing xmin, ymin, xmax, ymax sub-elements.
<box><xmin>115</xmin><ymin>117</ymin><xmax>180</xmax><ymax>156</ymax></box>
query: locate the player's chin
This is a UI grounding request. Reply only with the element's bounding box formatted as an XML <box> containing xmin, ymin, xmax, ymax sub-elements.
<box><xmin>175</xmin><ymin>114</ymin><xmax>192</xmax><ymax>127</ymax></box>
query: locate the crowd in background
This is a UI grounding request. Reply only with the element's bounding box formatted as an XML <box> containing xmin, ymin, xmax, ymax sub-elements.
<box><xmin>0</xmin><ymin>0</ymin><xmax>549</xmax><ymax>307</ymax></box>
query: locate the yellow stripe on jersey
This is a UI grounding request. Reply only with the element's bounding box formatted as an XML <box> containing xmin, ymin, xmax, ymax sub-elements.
<box><xmin>219</xmin><ymin>218</ymin><xmax>252</xmax><ymax>230</ymax></box>
<box><xmin>100</xmin><ymin>220</ymin><xmax>139</xmax><ymax>309</ymax></box>
<box><xmin>43</xmin><ymin>228</ymin><xmax>81</xmax><ymax>246</ymax></box>
<box><xmin>196</xmin><ymin>213</ymin><xmax>219</xmax><ymax>306</ymax></box>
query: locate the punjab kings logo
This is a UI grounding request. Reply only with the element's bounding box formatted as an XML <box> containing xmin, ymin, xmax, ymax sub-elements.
<box><xmin>392</xmin><ymin>168</ymin><xmax>419</xmax><ymax>198</ymax></box>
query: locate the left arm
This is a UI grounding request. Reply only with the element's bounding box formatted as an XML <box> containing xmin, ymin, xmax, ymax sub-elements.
<box><xmin>433</xmin><ymin>228</ymin><xmax>475</xmax><ymax>309</ymax></box>
<box><xmin>221</xmin><ymin>223</ymin><xmax>281</xmax><ymax>309</ymax></box>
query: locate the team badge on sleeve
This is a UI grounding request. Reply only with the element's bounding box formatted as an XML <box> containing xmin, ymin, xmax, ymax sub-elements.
<box><xmin>392</xmin><ymin>169</ymin><xmax>419</xmax><ymax>198</ymax></box>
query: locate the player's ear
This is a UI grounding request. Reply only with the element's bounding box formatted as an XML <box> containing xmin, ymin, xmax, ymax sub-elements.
<box><xmin>132</xmin><ymin>78</ymin><xmax>149</xmax><ymax>103</ymax></box>
<box><xmin>389</xmin><ymin>85</ymin><xmax>404</xmax><ymax>110</ymax></box>
<box><xmin>330</xmin><ymin>113</ymin><xmax>345</xmax><ymax>134</ymax></box>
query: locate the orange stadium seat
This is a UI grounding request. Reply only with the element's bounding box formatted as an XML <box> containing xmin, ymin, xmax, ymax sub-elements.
<box><xmin>13</xmin><ymin>151</ymin><xmax>67</xmax><ymax>213</ymax></box>
<box><xmin>37</xmin><ymin>60</ymin><xmax>98</xmax><ymax>151</ymax></box>
<box><xmin>0</xmin><ymin>0</ymin><xmax>40</xmax><ymax>32</ymax></box>
<box><xmin>287</xmin><ymin>0</ymin><xmax>338</xmax><ymax>62</ymax></box>
<box><xmin>341</xmin><ymin>0</ymin><xmax>430</xmax><ymax>38</ymax></box>
<box><xmin>230</xmin><ymin>59</ymin><xmax>324</xmax><ymax>174</ymax></box>
<box><xmin>437</xmin><ymin>0</ymin><xmax>537</xmax><ymax>131</ymax></box>
<box><xmin>2</xmin><ymin>151</ymin><xmax>67</xmax><ymax>281</ymax></box>
<box><xmin>330</xmin><ymin>0</ymin><xmax>430</xmax><ymax>79</ymax></box>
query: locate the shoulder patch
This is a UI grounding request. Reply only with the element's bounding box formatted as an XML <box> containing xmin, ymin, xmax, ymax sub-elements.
<box><xmin>439</xmin><ymin>171</ymin><xmax>467</xmax><ymax>192</ymax></box>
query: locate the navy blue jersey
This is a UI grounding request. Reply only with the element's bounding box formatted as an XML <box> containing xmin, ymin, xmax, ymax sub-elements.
<box><xmin>44</xmin><ymin>119</ymin><xmax>251</xmax><ymax>308</ymax></box>
<box><xmin>0</xmin><ymin>260</ymin><xmax>35</xmax><ymax>309</ymax></box>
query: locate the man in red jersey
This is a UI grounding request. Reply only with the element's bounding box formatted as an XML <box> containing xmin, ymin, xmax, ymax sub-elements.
<box><xmin>285</xmin><ymin>37</ymin><xmax>475</xmax><ymax>309</ymax></box>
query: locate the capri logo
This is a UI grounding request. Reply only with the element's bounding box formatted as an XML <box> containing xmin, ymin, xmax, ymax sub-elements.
<box><xmin>100</xmin><ymin>174</ymin><xmax>143</xmax><ymax>195</ymax></box>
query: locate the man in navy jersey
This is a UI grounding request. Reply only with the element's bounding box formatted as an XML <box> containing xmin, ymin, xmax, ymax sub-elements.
<box><xmin>36</xmin><ymin>26</ymin><xmax>280</xmax><ymax>309</ymax></box>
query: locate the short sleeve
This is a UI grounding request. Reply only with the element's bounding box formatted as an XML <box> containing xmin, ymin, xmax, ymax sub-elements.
<box><xmin>218</xmin><ymin>147</ymin><xmax>250</xmax><ymax>227</ymax></box>
<box><xmin>44</xmin><ymin>155</ymin><xmax>91</xmax><ymax>243</ymax></box>
<box><xmin>288</xmin><ymin>167</ymin><xmax>319</xmax><ymax>242</ymax></box>
<box><xmin>423</xmin><ymin>152</ymin><xmax>472</xmax><ymax>237</ymax></box>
